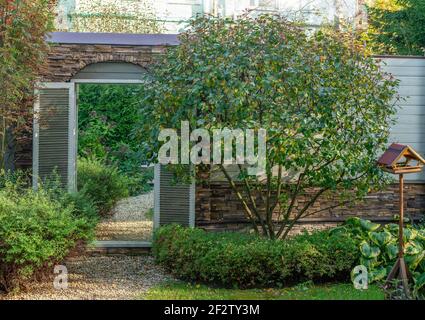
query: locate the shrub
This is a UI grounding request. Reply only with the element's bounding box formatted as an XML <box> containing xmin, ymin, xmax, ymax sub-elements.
<box><xmin>152</xmin><ymin>225</ymin><xmax>359</xmax><ymax>288</ymax></box>
<box><xmin>0</xmin><ymin>179</ymin><xmax>94</xmax><ymax>292</ymax></box>
<box><xmin>77</xmin><ymin>157</ymin><xmax>129</xmax><ymax>216</ymax></box>
<box><xmin>60</xmin><ymin>189</ymin><xmax>99</xmax><ymax>224</ymax></box>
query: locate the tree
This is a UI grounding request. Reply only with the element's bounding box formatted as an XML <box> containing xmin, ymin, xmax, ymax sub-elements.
<box><xmin>69</xmin><ymin>0</ymin><xmax>163</xmax><ymax>34</ymax></box>
<box><xmin>365</xmin><ymin>0</ymin><xmax>425</xmax><ymax>55</ymax></box>
<box><xmin>139</xmin><ymin>15</ymin><xmax>400</xmax><ymax>239</ymax></box>
<box><xmin>0</xmin><ymin>0</ymin><xmax>54</xmax><ymax>170</ymax></box>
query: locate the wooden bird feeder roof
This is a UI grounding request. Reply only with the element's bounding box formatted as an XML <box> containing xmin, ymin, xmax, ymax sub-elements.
<box><xmin>377</xmin><ymin>143</ymin><xmax>425</xmax><ymax>174</ymax></box>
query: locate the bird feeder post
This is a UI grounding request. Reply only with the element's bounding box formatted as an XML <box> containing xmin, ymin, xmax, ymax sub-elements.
<box><xmin>377</xmin><ymin>143</ymin><xmax>425</xmax><ymax>298</ymax></box>
<box><xmin>398</xmin><ymin>174</ymin><xmax>404</xmax><ymax>258</ymax></box>
<box><xmin>398</xmin><ymin>173</ymin><xmax>404</xmax><ymax>260</ymax></box>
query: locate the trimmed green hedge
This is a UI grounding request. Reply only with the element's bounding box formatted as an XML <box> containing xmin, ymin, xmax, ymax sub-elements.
<box><xmin>152</xmin><ymin>225</ymin><xmax>359</xmax><ymax>288</ymax></box>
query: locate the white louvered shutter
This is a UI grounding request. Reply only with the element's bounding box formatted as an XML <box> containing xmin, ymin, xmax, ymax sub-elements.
<box><xmin>154</xmin><ymin>164</ymin><xmax>195</xmax><ymax>228</ymax></box>
<box><xmin>33</xmin><ymin>83</ymin><xmax>77</xmax><ymax>192</ymax></box>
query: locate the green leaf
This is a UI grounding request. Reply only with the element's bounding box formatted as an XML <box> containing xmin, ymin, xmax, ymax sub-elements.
<box><xmin>360</xmin><ymin>256</ymin><xmax>379</xmax><ymax>269</ymax></box>
<box><xmin>385</xmin><ymin>243</ymin><xmax>399</xmax><ymax>260</ymax></box>
<box><xmin>360</xmin><ymin>241</ymin><xmax>381</xmax><ymax>259</ymax></box>
<box><xmin>370</xmin><ymin>230</ymin><xmax>393</xmax><ymax>246</ymax></box>
<box><xmin>405</xmin><ymin>251</ymin><xmax>425</xmax><ymax>272</ymax></box>
<box><xmin>404</xmin><ymin>228</ymin><xmax>418</xmax><ymax>242</ymax></box>
<box><xmin>416</xmin><ymin>230</ymin><xmax>425</xmax><ymax>241</ymax></box>
<box><xmin>360</xmin><ymin>219</ymin><xmax>380</xmax><ymax>232</ymax></box>
<box><xmin>384</xmin><ymin>223</ymin><xmax>399</xmax><ymax>235</ymax></box>
<box><xmin>413</xmin><ymin>272</ymin><xmax>425</xmax><ymax>296</ymax></box>
<box><xmin>405</xmin><ymin>241</ymin><xmax>423</xmax><ymax>256</ymax></box>
<box><xmin>369</xmin><ymin>267</ymin><xmax>387</xmax><ymax>282</ymax></box>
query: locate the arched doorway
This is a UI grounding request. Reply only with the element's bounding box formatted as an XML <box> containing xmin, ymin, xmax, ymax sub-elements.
<box><xmin>33</xmin><ymin>61</ymin><xmax>195</xmax><ymax>247</ymax></box>
<box><xmin>33</xmin><ymin>61</ymin><xmax>146</xmax><ymax>193</ymax></box>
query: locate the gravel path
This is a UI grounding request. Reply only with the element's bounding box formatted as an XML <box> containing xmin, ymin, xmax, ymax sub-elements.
<box><xmin>1</xmin><ymin>255</ymin><xmax>172</xmax><ymax>300</ymax></box>
<box><xmin>96</xmin><ymin>192</ymin><xmax>154</xmax><ymax>241</ymax></box>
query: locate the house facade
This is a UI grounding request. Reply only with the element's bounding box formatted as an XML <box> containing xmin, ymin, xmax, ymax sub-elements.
<box><xmin>56</xmin><ymin>0</ymin><xmax>364</xmax><ymax>33</ymax></box>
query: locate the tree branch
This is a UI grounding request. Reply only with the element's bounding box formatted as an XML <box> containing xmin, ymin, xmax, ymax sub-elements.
<box><xmin>219</xmin><ymin>164</ymin><xmax>260</xmax><ymax>234</ymax></box>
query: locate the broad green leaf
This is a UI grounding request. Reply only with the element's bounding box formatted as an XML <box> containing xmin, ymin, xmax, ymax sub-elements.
<box><xmin>360</xmin><ymin>256</ymin><xmax>379</xmax><ymax>269</ymax></box>
<box><xmin>360</xmin><ymin>219</ymin><xmax>380</xmax><ymax>232</ymax></box>
<box><xmin>405</xmin><ymin>241</ymin><xmax>423</xmax><ymax>256</ymax></box>
<box><xmin>370</xmin><ymin>230</ymin><xmax>393</xmax><ymax>246</ymax></box>
<box><xmin>413</xmin><ymin>272</ymin><xmax>425</xmax><ymax>296</ymax></box>
<box><xmin>404</xmin><ymin>228</ymin><xmax>417</xmax><ymax>242</ymax></box>
<box><xmin>405</xmin><ymin>251</ymin><xmax>425</xmax><ymax>271</ymax></box>
<box><xmin>369</xmin><ymin>267</ymin><xmax>387</xmax><ymax>282</ymax></box>
<box><xmin>345</xmin><ymin>217</ymin><xmax>362</xmax><ymax>228</ymax></box>
<box><xmin>384</xmin><ymin>223</ymin><xmax>399</xmax><ymax>235</ymax></box>
<box><xmin>360</xmin><ymin>241</ymin><xmax>381</xmax><ymax>259</ymax></box>
<box><xmin>416</xmin><ymin>230</ymin><xmax>425</xmax><ymax>241</ymax></box>
<box><xmin>385</xmin><ymin>243</ymin><xmax>399</xmax><ymax>260</ymax></box>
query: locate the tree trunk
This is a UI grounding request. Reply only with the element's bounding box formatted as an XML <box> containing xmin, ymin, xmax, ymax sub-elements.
<box><xmin>4</xmin><ymin>125</ymin><xmax>15</xmax><ymax>172</ymax></box>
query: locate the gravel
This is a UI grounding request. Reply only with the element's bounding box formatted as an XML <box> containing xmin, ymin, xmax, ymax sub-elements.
<box><xmin>96</xmin><ymin>192</ymin><xmax>154</xmax><ymax>241</ymax></box>
<box><xmin>1</xmin><ymin>255</ymin><xmax>172</xmax><ymax>300</ymax></box>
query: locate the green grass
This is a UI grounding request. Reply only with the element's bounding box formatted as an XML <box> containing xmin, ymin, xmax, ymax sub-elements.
<box><xmin>144</xmin><ymin>281</ymin><xmax>385</xmax><ymax>300</ymax></box>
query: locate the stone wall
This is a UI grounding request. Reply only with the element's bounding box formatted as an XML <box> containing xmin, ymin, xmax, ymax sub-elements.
<box><xmin>195</xmin><ymin>182</ymin><xmax>425</xmax><ymax>231</ymax></box>
<box><xmin>40</xmin><ymin>43</ymin><xmax>166</xmax><ymax>82</ymax></box>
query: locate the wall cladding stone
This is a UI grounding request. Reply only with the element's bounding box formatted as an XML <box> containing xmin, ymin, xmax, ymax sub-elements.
<box><xmin>195</xmin><ymin>182</ymin><xmax>425</xmax><ymax>231</ymax></box>
<box><xmin>40</xmin><ymin>43</ymin><xmax>167</xmax><ymax>82</ymax></box>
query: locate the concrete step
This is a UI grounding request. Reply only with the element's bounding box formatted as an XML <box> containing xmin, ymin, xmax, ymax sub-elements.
<box><xmin>87</xmin><ymin>241</ymin><xmax>152</xmax><ymax>255</ymax></box>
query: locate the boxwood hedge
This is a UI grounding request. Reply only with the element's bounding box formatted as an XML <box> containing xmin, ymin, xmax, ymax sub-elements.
<box><xmin>153</xmin><ymin>225</ymin><xmax>359</xmax><ymax>288</ymax></box>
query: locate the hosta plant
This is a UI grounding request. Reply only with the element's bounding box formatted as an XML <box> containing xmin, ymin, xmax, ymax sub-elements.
<box><xmin>331</xmin><ymin>217</ymin><xmax>425</xmax><ymax>298</ymax></box>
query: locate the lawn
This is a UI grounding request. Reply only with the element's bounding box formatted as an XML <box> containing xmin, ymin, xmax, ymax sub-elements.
<box><xmin>144</xmin><ymin>281</ymin><xmax>385</xmax><ymax>300</ymax></box>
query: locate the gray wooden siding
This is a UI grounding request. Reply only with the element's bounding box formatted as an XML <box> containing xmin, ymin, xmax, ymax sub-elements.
<box><xmin>382</xmin><ymin>57</ymin><xmax>425</xmax><ymax>181</ymax></box>
<box><xmin>72</xmin><ymin>62</ymin><xmax>146</xmax><ymax>80</ymax></box>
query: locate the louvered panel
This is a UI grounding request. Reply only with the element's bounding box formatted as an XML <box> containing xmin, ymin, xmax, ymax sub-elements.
<box><xmin>34</xmin><ymin>83</ymin><xmax>76</xmax><ymax>192</ymax></box>
<box><xmin>154</xmin><ymin>165</ymin><xmax>195</xmax><ymax>228</ymax></box>
<box><xmin>38</xmin><ymin>88</ymin><xmax>69</xmax><ymax>186</ymax></box>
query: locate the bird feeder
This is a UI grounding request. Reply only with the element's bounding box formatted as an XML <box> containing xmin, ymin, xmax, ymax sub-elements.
<box><xmin>377</xmin><ymin>143</ymin><xmax>425</xmax><ymax>297</ymax></box>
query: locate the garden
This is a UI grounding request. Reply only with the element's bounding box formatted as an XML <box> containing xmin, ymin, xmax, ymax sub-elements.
<box><xmin>1</xmin><ymin>0</ymin><xmax>425</xmax><ymax>301</ymax></box>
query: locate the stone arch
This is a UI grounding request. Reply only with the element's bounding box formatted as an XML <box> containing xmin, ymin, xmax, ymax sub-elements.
<box><xmin>71</xmin><ymin>56</ymin><xmax>150</xmax><ymax>80</ymax></box>
<box><xmin>42</xmin><ymin>43</ymin><xmax>163</xmax><ymax>82</ymax></box>
<box><xmin>72</xmin><ymin>61</ymin><xmax>148</xmax><ymax>81</ymax></box>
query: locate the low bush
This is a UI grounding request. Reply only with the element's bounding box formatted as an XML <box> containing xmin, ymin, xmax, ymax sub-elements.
<box><xmin>152</xmin><ymin>225</ymin><xmax>359</xmax><ymax>288</ymax></box>
<box><xmin>77</xmin><ymin>157</ymin><xmax>129</xmax><ymax>216</ymax></box>
<box><xmin>0</xmin><ymin>174</ymin><xmax>95</xmax><ymax>292</ymax></box>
